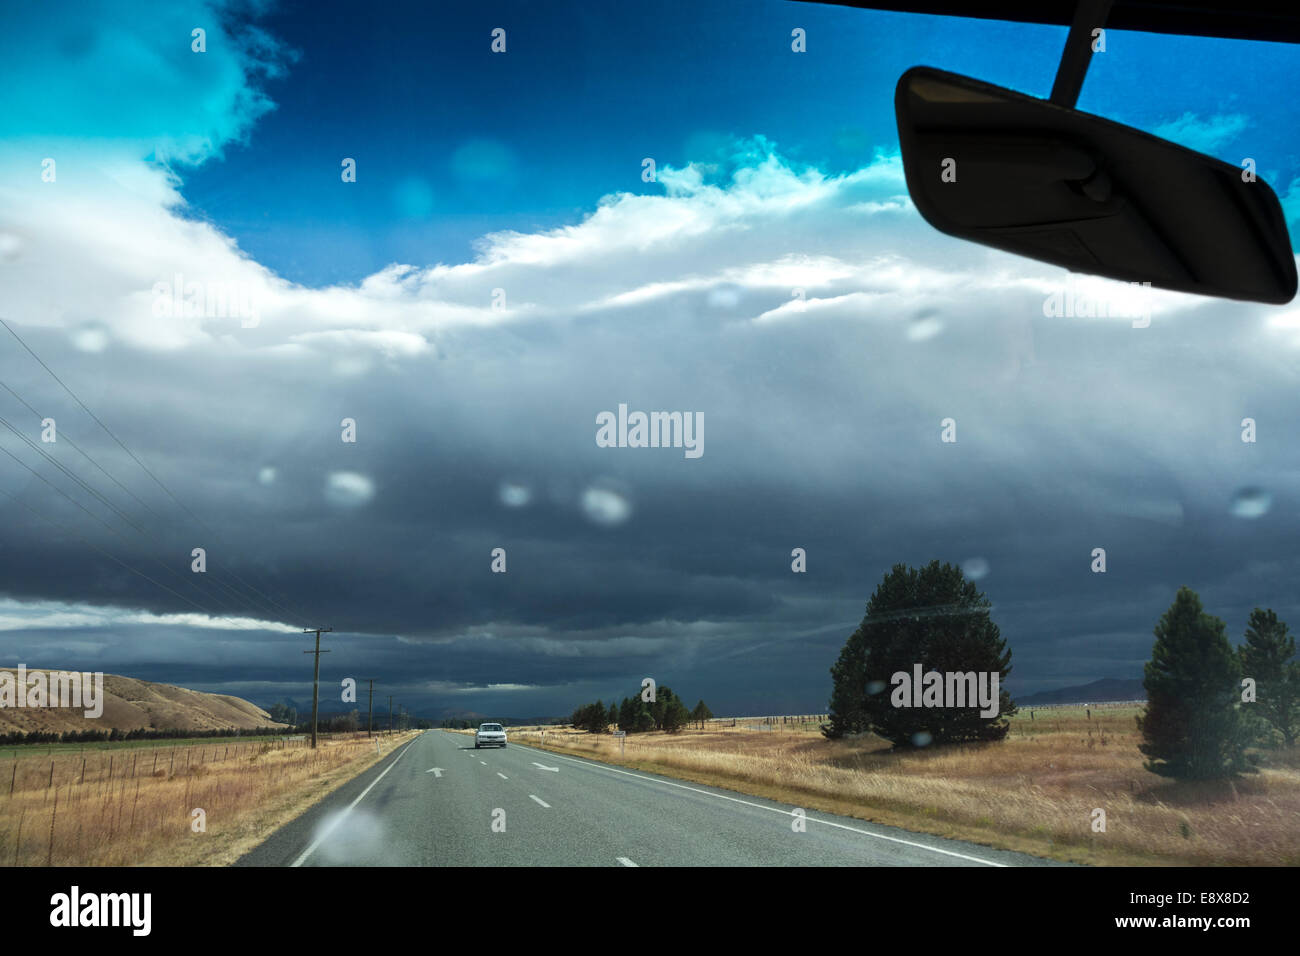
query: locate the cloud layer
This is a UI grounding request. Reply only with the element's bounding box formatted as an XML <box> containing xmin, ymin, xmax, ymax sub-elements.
<box><xmin>1</xmin><ymin>2</ymin><xmax>1298</xmax><ymax>718</ymax></box>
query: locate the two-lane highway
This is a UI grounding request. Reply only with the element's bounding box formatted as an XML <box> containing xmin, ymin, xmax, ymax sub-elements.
<box><xmin>237</xmin><ymin>731</ymin><xmax>1071</xmax><ymax>866</ymax></box>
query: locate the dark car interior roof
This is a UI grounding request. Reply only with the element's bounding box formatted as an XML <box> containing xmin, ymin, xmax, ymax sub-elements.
<box><xmin>791</xmin><ymin>2</ymin><xmax>1300</xmax><ymax>45</ymax></box>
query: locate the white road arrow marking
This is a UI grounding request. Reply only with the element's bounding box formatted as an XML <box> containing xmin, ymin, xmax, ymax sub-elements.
<box><xmin>425</xmin><ymin>768</ymin><xmax>444</xmax><ymax>777</ymax></box>
<box><xmin>532</xmin><ymin>762</ymin><xmax>559</xmax><ymax>772</ymax></box>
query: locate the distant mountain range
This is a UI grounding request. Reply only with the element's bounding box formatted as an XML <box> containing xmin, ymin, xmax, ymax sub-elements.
<box><xmin>1016</xmin><ymin>677</ymin><xmax>1146</xmax><ymax>706</ymax></box>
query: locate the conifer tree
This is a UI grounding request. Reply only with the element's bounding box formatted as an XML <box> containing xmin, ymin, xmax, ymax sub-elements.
<box><xmin>1138</xmin><ymin>587</ymin><xmax>1254</xmax><ymax>778</ymax></box>
<box><xmin>1238</xmin><ymin>608</ymin><xmax>1298</xmax><ymax>747</ymax></box>
<box><xmin>825</xmin><ymin>560</ymin><xmax>1013</xmax><ymax>745</ymax></box>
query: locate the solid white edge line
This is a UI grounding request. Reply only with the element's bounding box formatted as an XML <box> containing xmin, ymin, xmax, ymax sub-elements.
<box><xmin>290</xmin><ymin>736</ymin><xmax>417</xmax><ymax>867</ymax></box>
<box><xmin>529</xmin><ymin>794</ymin><xmax>551</xmax><ymax>808</ymax></box>
<box><xmin>617</xmin><ymin>856</ymin><xmax>638</xmax><ymax>867</ymax></box>
<box><xmin>511</xmin><ymin>742</ymin><xmax>1005</xmax><ymax>867</ymax></box>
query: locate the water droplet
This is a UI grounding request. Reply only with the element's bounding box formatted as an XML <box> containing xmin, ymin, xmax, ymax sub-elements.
<box><xmin>1230</xmin><ymin>487</ymin><xmax>1271</xmax><ymax>519</ymax></box>
<box><xmin>0</xmin><ymin>233</ymin><xmax>22</xmax><ymax>262</ymax></box>
<box><xmin>707</xmin><ymin>286</ymin><xmax>740</xmax><ymax>309</ymax></box>
<box><xmin>325</xmin><ymin>471</ymin><xmax>374</xmax><ymax>507</ymax></box>
<box><xmin>907</xmin><ymin>315</ymin><xmax>943</xmax><ymax>341</ymax></box>
<box><xmin>499</xmin><ymin>482</ymin><xmax>531</xmax><ymax>508</ymax></box>
<box><xmin>582</xmin><ymin>485</ymin><xmax>631</xmax><ymax>526</ymax></box>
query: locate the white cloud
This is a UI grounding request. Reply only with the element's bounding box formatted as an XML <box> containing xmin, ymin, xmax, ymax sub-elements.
<box><xmin>1152</xmin><ymin>111</ymin><xmax>1250</xmax><ymax>155</ymax></box>
<box><xmin>0</xmin><ymin>597</ymin><xmax>297</xmax><ymax>633</ymax></box>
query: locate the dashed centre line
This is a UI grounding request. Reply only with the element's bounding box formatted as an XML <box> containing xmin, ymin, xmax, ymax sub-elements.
<box><xmin>529</xmin><ymin>794</ymin><xmax>551</xmax><ymax>808</ymax></box>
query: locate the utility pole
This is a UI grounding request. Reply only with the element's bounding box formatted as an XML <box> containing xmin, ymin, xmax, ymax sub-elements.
<box><xmin>388</xmin><ymin>695</ymin><xmax>393</xmax><ymax>736</ymax></box>
<box><xmin>303</xmin><ymin>627</ymin><xmax>332</xmax><ymax>749</ymax></box>
<box><xmin>365</xmin><ymin>678</ymin><xmax>375</xmax><ymax>738</ymax></box>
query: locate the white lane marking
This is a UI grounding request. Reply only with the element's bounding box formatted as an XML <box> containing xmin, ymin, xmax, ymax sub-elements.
<box><xmin>480</xmin><ymin>760</ymin><xmax>487</xmax><ymax>765</ymax></box>
<box><xmin>531</xmin><ymin>762</ymin><xmax>559</xmax><ymax>772</ymax></box>
<box><xmin>497</xmin><ymin>772</ymin><xmax>508</xmax><ymax>780</ymax></box>
<box><xmin>425</xmin><ymin>767</ymin><xmax>444</xmax><ymax>777</ymax></box>
<box><xmin>616</xmin><ymin>856</ymin><xmax>638</xmax><ymax>867</ymax></box>
<box><xmin>291</xmin><ymin>736</ymin><xmax>417</xmax><ymax>867</ymax></box>
<box><xmin>511</xmin><ymin>744</ymin><xmax>1005</xmax><ymax>867</ymax></box>
<box><xmin>529</xmin><ymin>794</ymin><xmax>551</xmax><ymax>808</ymax></box>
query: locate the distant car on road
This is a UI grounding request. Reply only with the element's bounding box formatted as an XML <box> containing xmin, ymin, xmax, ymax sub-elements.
<box><xmin>475</xmin><ymin>722</ymin><xmax>507</xmax><ymax>748</ymax></box>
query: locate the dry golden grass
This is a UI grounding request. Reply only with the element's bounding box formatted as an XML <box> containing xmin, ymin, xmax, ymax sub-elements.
<box><xmin>500</xmin><ymin>709</ymin><xmax>1300</xmax><ymax>866</ymax></box>
<box><xmin>0</xmin><ymin>731</ymin><xmax>420</xmax><ymax>866</ymax></box>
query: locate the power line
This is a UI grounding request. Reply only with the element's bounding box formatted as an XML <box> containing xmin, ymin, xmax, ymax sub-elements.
<box><xmin>0</xmin><ymin>413</ymin><xmax>151</xmax><ymax>537</ymax></box>
<box><xmin>0</xmin><ymin>434</ymin><xmax>266</xmax><ymax>631</ymax></box>
<box><xmin>0</xmin><ymin>417</ymin><xmax>266</xmax><ymax>621</ymax></box>
<box><xmin>0</xmin><ymin>378</ymin><xmax>164</xmax><ymax>521</ymax></box>
<box><xmin>0</xmin><ymin>317</ymin><xmax>312</xmax><ymax>624</ymax></box>
<box><xmin>0</xmin><ymin>383</ymin><xmax>290</xmax><ymax>621</ymax></box>
<box><xmin>0</xmin><ymin>483</ymin><xmax>268</xmax><ymax>632</ymax></box>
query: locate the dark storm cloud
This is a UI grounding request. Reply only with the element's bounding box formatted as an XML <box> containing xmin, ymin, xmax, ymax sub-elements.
<box><xmin>2</xmin><ymin>135</ymin><xmax>1299</xmax><ymax>718</ymax></box>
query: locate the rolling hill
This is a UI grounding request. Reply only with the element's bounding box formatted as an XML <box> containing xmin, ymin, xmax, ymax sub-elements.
<box><xmin>0</xmin><ymin>668</ymin><xmax>284</xmax><ymax>735</ymax></box>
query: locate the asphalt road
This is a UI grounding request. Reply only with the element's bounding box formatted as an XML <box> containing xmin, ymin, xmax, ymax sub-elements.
<box><xmin>236</xmin><ymin>730</ymin><xmax>1071</xmax><ymax>867</ymax></box>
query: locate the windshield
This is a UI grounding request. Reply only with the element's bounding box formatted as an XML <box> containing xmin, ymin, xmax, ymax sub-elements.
<box><xmin>1</xmin><ymin>0</ymin><xmax>1296</xmax><ymax>879</ymax></box>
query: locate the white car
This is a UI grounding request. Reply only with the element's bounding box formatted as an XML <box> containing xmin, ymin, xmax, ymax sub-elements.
<box><xmin>475</xmin><ymin>722</ymin><xmax>507</xmax><ymax>748</ymax></box>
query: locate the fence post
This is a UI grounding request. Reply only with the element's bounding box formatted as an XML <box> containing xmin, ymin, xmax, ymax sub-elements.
<box><xmin>47</xmin><ymin>788</ymin><xmax>59</xmax><ymax>865</ymax></box>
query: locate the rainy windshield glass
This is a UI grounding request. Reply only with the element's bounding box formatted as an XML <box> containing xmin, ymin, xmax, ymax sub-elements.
<box><xmin>2</xmin><ymin>0</ymin><xmax>1298</xmax><ymax>876</ymax></box>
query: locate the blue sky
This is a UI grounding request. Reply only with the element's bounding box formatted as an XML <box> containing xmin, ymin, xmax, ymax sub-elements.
<box><xmin>2</xmin><ymin>0</ymin><xmax>1300</xmax><ymax>721</ymax></box>
<box><xmin>175</xmin><ymin>0</ymin><xmax>1300</xmax><ymax>285</ymax></box>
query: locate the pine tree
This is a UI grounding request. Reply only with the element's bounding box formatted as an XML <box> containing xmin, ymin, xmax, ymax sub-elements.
<box><xmin>825</xmin><ymin>625</ymin><xmax>871</xmax><ymax>739</ymax></box>
<box><xmin>650</xmin><ymin>686</ymin><xmax>679</xmax><ymax>730</ymax></box>
<box><xmin>661</xmin><ymin>696</ymin><xmax>691</xmax><ymax>733</ymax></box>
<box><xmin>617</xmin><ymin>697</ymin><xmax>636</xmax><ymax>732</ymax></box>
<box><xmin>1238</xmin><ymin>608</ymin><xmax>1299</xmax><ymax>747</ymax></box>
<box><xmin>824</xmin><ymin>560</ymin><xmax>1013</xmax><ymax>745</ymax></box>
<box><xmin>1137</xmin><ymin>587</ymin><xmax>1254</xmax><ymax>779</ymax></box>
<box><xmin>691</xmin><ymin>700</ymin><xmax>713</xmax><ymax>729</ymax></box>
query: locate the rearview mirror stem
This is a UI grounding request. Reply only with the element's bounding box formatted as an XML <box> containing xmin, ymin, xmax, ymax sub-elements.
<box><xmin>1050</xmin><ymin>0</ymin><xmax>1114</xmax><ymax>108</ymax></box>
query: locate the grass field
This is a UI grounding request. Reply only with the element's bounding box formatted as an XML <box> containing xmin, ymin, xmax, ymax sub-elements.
<box><xmin>498</xmin><ymin>705</ymin><xmax>1300</xmax><ymax>866</ymax></box>
<box><xmin>0</xmin><ymin>730</ymin><xmax>420</xmax><ymax>866</ymax></box>
<box><xmin>0</xmin><ymin>733</ymin><xmax>300</xmax><ymax>758</ymax></box>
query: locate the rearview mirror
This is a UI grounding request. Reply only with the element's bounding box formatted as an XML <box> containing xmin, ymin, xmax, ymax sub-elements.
<box><xmin>895</xmin><ymin>67</ymin><xmax>1297</xmax><ymax>304</ymax></box>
